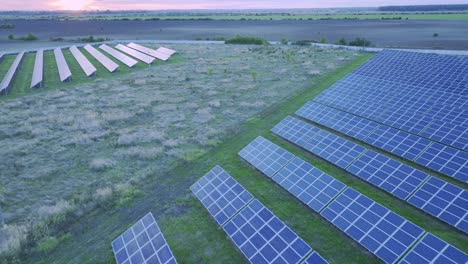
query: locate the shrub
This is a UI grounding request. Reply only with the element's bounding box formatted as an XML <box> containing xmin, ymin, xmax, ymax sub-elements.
<box><xmin>7</xmin><ymin>34</ymin><xmax>14</xmax><ymax>40</ymax></box>
<box><xmin>78</xmin><ymin>36</ymin><xmax>109</xmax><ymax>43</ymax></box>
<box><xmin>320</xmin><ymin>37</ymin><xmax>327</xmax><ymax>44</ymax></box>
<box><xmin>18</xmin><ymin>32</ymin><xmax>38</xmax><ymax>41</ymax></box>
<box><xmin>349</xmin><ymin>37</ymin><xmax>372</xmax><ymax>47</ymax></box>
<box><xmin>89</xmin><ymin>158</ymin><xmax>115</xmax><ymax>171</ymax></box>
<box><xmin>0</xmin><ymin>23</ymin><xmax>15</xmax><ymax>29</ymax></box>
<box><xmin>214</xmin><ymin>36</ymin><xmax>225</xmax><ymax>41</ymax></box>
<box><xmin>292</xmin><ymin>40</ymin><xmax>313</xmax><ymax>46</ymax></box>
<box><xmin>433</xmin><ymin>33</ymin><xmax>439</xmax><ymax>37</ymax></box>
<box><xmin>49</xmin><ymin>37</ymin><xmax>64</xmax><ymax>41</ymax></box>
<box><xmin>194</xmin><ymin>37</ymin><xmax>202</xmax><ymax>41</ymax></box>
<box><xmin>36</xmin><ymin>236</ymin><xmax>59</xmax><ymax>254</ymax></box>
<box><xmin>337</xmin><ymin>37</ymin><xmax>347</xmax><ymax>45</ymax></box>
<box><xmin>280</xmin><ymin>38</ymin><xmax>288</xmax><ymax>45</ymax></box>
<box><xmin>225</xmin><ymin>34</ymin><xmax>268</xmax><ymax>45</ymax></box>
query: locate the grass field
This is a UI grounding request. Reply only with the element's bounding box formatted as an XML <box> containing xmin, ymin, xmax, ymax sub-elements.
<box><xmin>11</xmin><ymin>47</ymin><xmax>465</xmax><ymax>264</ymax></box>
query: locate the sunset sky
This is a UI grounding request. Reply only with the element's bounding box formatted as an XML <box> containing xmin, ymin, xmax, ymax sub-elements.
<box><xmin>0</xmin><ymin>0</ymin><xmax>465</xmax><ymax>11</ymax></box>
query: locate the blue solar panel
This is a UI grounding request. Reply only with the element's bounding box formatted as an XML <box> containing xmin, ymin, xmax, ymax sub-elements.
<box><xmin>239</xmin><ymin>136</ymin><xmax>295</xmax><ymax>177</ymax></box>
<box><xmin>112</xmin><ymin>212</ymin><xmax>177</xmax><ymax>264</ymax></box>
<box><xmin>296</xmin><ymin>101</ymin><xmax>379</xmax><ymax>141</ymax></box>
<box><xmin>420</xmin><ymin>119</ymin><xmax>468</xmax><ymax>151</ymax></box>
<box><xmin>376</xmin><ymin>110</ymin><xmax>434</xmax><ymax>135</ymax></box>
<box><xmin>415</xmin><ymin>143</ymin><xmax>468</xmax><ymax>183</ymax></box>
<box><xmin>347</xmin><ymin>150</ymin><xmax>429</xmax><ymax>200</ymax></box>
<box><xmin>364</xmin><ymin>126</ymin><xmax>432</xmax><ymax>161</ymax></box>
<box><xmin>223</xmin><ymin>199</ymin><xmax>316</xmax><ymax>264</ymax></box>
<box><xmin>190</xmin><ymin>166</ymin><xmax>254</xmax><ymax>226</ymax></box>
<box><xmin>321</xmin><ymin>188</ymin><xmax>424</xmax><ymax>264</ymax></box>
<box><xmin>271</xmin><ymin>116</ymin><xmax>322</xmax><ymax>147</ymax></box>
<box><xmin>302</xmin><ymin>252</ymin><xmax>329</xmax><ymax>264</ymax></box>
<box><xmin>272</xmin><ymin>157</ymin><xmax>346</xmax><ymax>212</ymax></box>
<box><xmin>425</xmin><ymin>104</ymin><xmax>468</xmax><ymax>127</ymax></box>
<box><xmin>407</xmin><ymin>177</ymin><xmax>467</xmax><ymax>233</ymax></box>
<box><xmin>399</xmin><ymin>233</ymin><xmax>468</xmax><ymax>264</ymax></box>
<box><xmin>304</xmin><ymin>130</ymin><xmax>367</xmax><ymax>169</ymax></box>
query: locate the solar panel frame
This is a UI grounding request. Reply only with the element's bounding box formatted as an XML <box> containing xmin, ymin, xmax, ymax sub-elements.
<box><xmin>407</xmin><ymin>176</ymin><xmax>468</xmax><ymax>233</ymax></box>
<box><xmin>54</xmin><ymin>48</ymin><xmax>72</xmax><ymax>82</ymax></box>
<box><xmin>0</xmin><ymin>52</ymin><xmax>24</xmax><ymax>94</ymax></box>
<box><xmin>30</xmin><ymin>49</ymin><xmax>43</xmax><ymax>89</ymax></box>
<box><xmin>271</xmin><ymin>116</ymin><xmax>322</xmax><ymax>147</ymax></box>
<box><xmin>239</xmin><ymin>136</ymin><xmax>295</xmax><ymax>178</ymax></box>
<box><xmin>190</xmin><ymin>165</ymin><xmax>254</xmax><ymax>226</ymax></box>
<box><xmin>223</xmin><ymin>199</ymin><xmax>314</xmax><ymax>264</ymax></box>
<box><xmin>115</xmin><ymin>44</ymin><xmax>155</xmax><ymax>65</ymax></box>
<box><xmin>272</xmin><ymin>157</ymin><xmax>346</xmax><ymax>212</ymax></box>
<box><xmin>321</xmin><ymin>188</ymin><xmax>424</xmax><ymax>264</ymax></box>
<box><xmin>112</xmin><ymin>212</ymin><xmax>177</xmax><ymax>264</ymax></box>
<box><xmin>84</xmin><ymin>44</ymin><xmax>119</xmax><ymax>72</ymax></box>
<box><xmin>69</xmin><ymin>46</ymin><xmax>97</xmax><ymax>77</ymax></box>
<box><xmin>127</xmin><ymin>43</ymin><xmax>170</xmax><ymax>61</ymax></box>
<box><xmin>346</xmin><ymin>150</ymin><xmax>429</xmax><ymax>200</ymax></box>
<box><xmin>399</xmin><ymin>233</ymin><xmax>468</xmax><ymax>264</ymax></box>
<box><xmin>99</xmin><ymin>44</ymin><xmax>138</xmax><ymax>68</ymax></box>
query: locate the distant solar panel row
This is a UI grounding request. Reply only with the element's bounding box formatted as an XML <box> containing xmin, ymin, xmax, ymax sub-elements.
<box><xmin>112</xmin><ymin>212</ymin><xmax>177</xmax><ymax>264</ymax></box>
<box><xmin>127</xmin><ymin>43</ymin><xmax>171</xmax><ymax>61</ymax></box>
<box><xmin>272</xmin><ymin>117</ymin><xmax>468</xmax><ymax>232</ymax></box>
<box><xmin>191</xmin><ymin>166</ymin><xmax>327</xmax><ymax>264</ymax></box>
<box><xmin>84</xmin><ymin>44</ymin><xmax>119</xmax><ymax>73</ymax></box>
<box><xmin>100</xmin><ymin>44</ymin><xmax>138</xmax><ymax>68</ymax></box>
<box><xmin>115</xmin><ymin>44</ymin><xmax>155</xmax><ymax>65</ymax></box>
<box><xmin>296</xmin><ymin>102</ymin><xmax>467</xmax><ymax>183</ymax></box>
<box><xmin>30</xmin><ymin>49</ymin><xmax>43</xmax><ymax>89</ymax></box>
<box><xmin>54</xmin><ymin>48</ymin><xmax>72</xmax><ymax>82</ymax></box>
<box><xmin>70</xmin><ymin>46</ymin><xmax>96</xmax><ymax>77</ymax></box>
<box><xmin>0</xmin><ymin>52</ymin><xmax>24</xmax><ymax>94</ymax></box>
<box><xmin>238</xmin><ymin>137</ymin><xmax>467</xmax><ymax>263</ymax></box>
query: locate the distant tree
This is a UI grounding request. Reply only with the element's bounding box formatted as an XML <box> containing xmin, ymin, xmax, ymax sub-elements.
<box><xmin>337</xmin><ymin>37</ymin><xmax>347</xmax><ymax>45</ymax></box>
<box><xmin>433</xmin><ymin>33</ymin><xmax>439</xmax><ymax>37</ymax></box>
<box><xmin>7</xmin><ymin>34</ymin><xmax>14</xmax><ymax>40</ymax></box>
<box><xmin>320</xmin><ymin>37</ymin><xmax>327</xmax><ymax>44</ymax></box>
<box><xmin>280</xmin><ymin>38</ymin><xmax>288</xmax><ymax>45</ymax></box>
<box><xmin>349</xmin><ymin>37</ymin><xmax>372</xmax><ymax>47</ymax></box>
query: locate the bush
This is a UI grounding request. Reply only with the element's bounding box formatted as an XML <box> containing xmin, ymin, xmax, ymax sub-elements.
<box><xmin>349</xmin><ymin>37</ymin><xmax>372</xmax><ymax>47</ymax></box>
<box><xmin>7</xmin><ymin>34</ymin><xmax>14</xmax><ymax>40</ymax></box>
<box><xmin>36</xmin><ymin>236</ymin><xmax>59</xmax><ymax>254</ymax></box>
<box><xmin>0</xmin><ymin>23</ymin><xmax>15</xmax><ymax>29</ymax></box>
<box><xmin>433</xmin><ymin>33</ymin><xmax>439</xmax><ymax>37</ymax></box>
<box><xmin>280</xmin><ymin>38</ymin><xmax>288</xmax><ymax>45</ymax></box>
<box><xmin>337</xmin><ymin>37</ymin><xmax>347</xmax><ymax>45</ymax></box>
<box><xmin>18</xmin><ymin>32</ymin><xmax>38</xmax><ymax>41</ymax></box>
<box><xmin>225</xmin><ymin>34</ymin><xmax>268</xmax><ymax>45</ymax></box>
<box><xmin>78</xmin><ymin>36</ymin><xmax>109</xmax><ymax>43</ymax></box>
<box><xmin>320</xmin><ymin>37</ymin><xmax>327</xmax><ymax>44</ymax></box>
<box><xmin>292</xmin><ymin>40</ymin><xmax>313</xmax><ymax>46</ymax></box>
<box><xmin>214</xmin><ymin>36</ymin><xmax>225</xmax><ymax>41</ymax></box>
<box><xmin>49</xmin><ymin>37</ymin><xmax>64</xmax><ymax>41</ymax></box>
<box><xmin>194</xmin><ymin>37</ymin><xmax>202</xmax><ymax>41</ymax></box>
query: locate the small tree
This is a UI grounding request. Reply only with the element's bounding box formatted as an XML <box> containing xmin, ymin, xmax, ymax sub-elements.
<box><xmin>7</xmin><ymin>34</ymin><xmax>14</xmax><ymax>40</ymax></box>
<box><xmin>433</xmin><ymin>33</ymin><xmax>439</xmax><ymax>37</ymax></box>
<box><xmin>280</xmin><ymin>38</ymin><xmax>288</xmax><ymax>45</ymax></box>
<box><xmin>337</xmin><ymin>37</ymin><xmax>347</xmax><ymax>45</ymax></box>
<box><xmin>349</xmin><ymin>37</ymin><xmax>372</xmax><ymax>47</ymax></box>
<box><xmin>320</xmin><ymin>37</ymin><xmax>327</xmax><ymax>44</ymax></box>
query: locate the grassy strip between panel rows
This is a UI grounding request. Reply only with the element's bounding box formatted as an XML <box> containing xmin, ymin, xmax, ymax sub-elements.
<box><xmin>0</xmin><ymin>47</ymin><xmax>183</xmax><ymax>100</ymax></box>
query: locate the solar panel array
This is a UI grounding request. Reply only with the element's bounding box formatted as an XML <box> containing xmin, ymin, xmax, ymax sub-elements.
<box><xmin>54</xmin><ymin>48</ymin><xmax>72</xmax><ymax>82</ymax></box>
<box><xmin>30</xmin><ymin>49</ymin><xmax>43</xmax><ymax>89</ymax></box>
<box><xmin>407</xmin><ymin>177</ymin><xmax>467</xmax><ymax>233</ymax></box>
<box><xmin>399</xmin><ymin>233</ymin><xmax>468</xmax><ymax>264</ymax></box>
<box><xmin>157</xmin><ymin>47</ymin><xmax>176</xmax><ymax>56</ymax></box>
<box><xmin>70</xmin><ymin>46</ymin><xmax>96</xmax><ymax>77</ymax></box>
<box><xmin>296</xmin><ymin>101</ymin><xmax>467</xmax><ymax>183</ymax></box>
<box><xmin>115</xmin><ymin>44</ymin><xmax>155</xmax><ymax>65</ymax></box>
<box><xmin>99</xmin><ymin>44</ymin><xmax>138</xmax><ymax>68</ymax></box>
<box><xmin>0</xmin><ymin>52</ymin><xmax>24</xmax><ymax>94</ymax></box>
<box><xmin>191</xmin><ymin>166</ymin><xmax>328</xmax><ymax>264</ymax></box>
<box><xmin>84</xmin><ymin>44</ymin><xmax>119</xmax><ymax>72</ymax></box>
<box><xmin>127</xmin><ymin>43</ymin><xmax>171</xmax><ymax>61</ymax></box>
<box><xmin>112</xmin><ymin>212</ymin><xmax>177</xmax><ymax>264</ymax></box>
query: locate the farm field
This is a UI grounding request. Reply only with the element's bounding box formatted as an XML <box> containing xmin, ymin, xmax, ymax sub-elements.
<box><xmin>1</xmin><ymin>19</ymin><xmax>468</xmax><ymax>51</ymax></box>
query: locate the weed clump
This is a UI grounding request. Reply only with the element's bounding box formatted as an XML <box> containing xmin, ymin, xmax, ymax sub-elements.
<box><xmin>225</xmin><ymin>34</ymin><xmax>268</xmax><ymax>45</ymax></box>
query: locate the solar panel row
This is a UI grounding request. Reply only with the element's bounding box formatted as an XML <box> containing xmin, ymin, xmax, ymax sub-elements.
<box><xmin>191</xmin><ymin>166</ymin><xmax>328</xmax><ymax>264</ymax></box>
<box><xmin>99</xmin><ymin>44</ymin><xmax>138</xmax><ymax>68</ymax></box>
<box><xmin>30</xmin><ymin>49</ymin><xmax>43</xmax><ymax>89</ymax></box>
<box><xmin>54</xmin><ymin>48</ymin><xmax>72</xmax><ymax>82</ymax></box>
<box><xmin>296</xmin><ymin>101</ymin><xmax>467</xmax><ymax>183</ymax></box>
<box><xmin>112</xmin><ymin>212</ymin><xmax>177</xmax><ymax>264</ymax></box>
<box><xmin>115</xmin><ymin>44</ymin><xmax>155</xmax><ymax>65</ymax></box>
<box><xmin>157</xmin><ymin>47</ymin><xmax>176</xmax><ymax>56</ymax></box>
<box><xmin>127</xmin><ymin>43</ymin><xmax>171</xmax><ymax>61</ymax></box>
<box><xmin>238</xmin><ymin>137</ymin><xmax>467</xmax><ymax>263</ymax></box>
<box><xmin>272</xmin><ymin>116</ymin><xmax>468</xmax><ymax>232</ymax></box>
<box><xmin>70</xmin><ymin>46</ymin><xmax>97</xmax><ymax>77</ymax></box>
<box><xmin>0</xmin><ymin>52</ymin><xmax>24</xmax><ymax>94</ymax></box>
<box><xmin>84</xmin><ymin>44</ymin><xmax>119</xmax><ymax>73</ymax></box>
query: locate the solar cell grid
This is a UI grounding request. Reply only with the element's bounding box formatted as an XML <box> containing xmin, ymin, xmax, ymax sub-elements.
<box><xmin>272</xmin><ymin>157</ymin><xmax>346</xmax><ymax>212</ymax></box>
<box><xmin>115</xmin><ymin>44</ymin><xmax>155</xmax><ymax>64</ymax></box>
<box><xmin>346</xmin><ymin>150</ymin><xmax>429</xmax><ymax>200</ymax></box>
<box><xmin>407</xmin><ymin>177</ymin><xmax>468</xmax><ymax>233</ymax></box>
<box><xmin>425</xmin><ymin>104</ymin><xmax>468</xmax><ymax>127</ymax></box>
<box><xmin>112</xmin><ymin>212</ymin><xmax>177</xmax><ymax>264</ymax></box>
<box><xmin>239</xmin><ymin>136</ymin><xmax>295</xmax><ymax>178</ymax></box>
<box><xmin>302</xmin><ymin>252</ymin><xmax>328</xmax><ymax>264</ymax></box>
<box><xmin>190</xmin><ymin>166</ymin><xmax>254</xmax><ymax>226</ymax></box>
<box><xmin>415</xmin><ymin>143</ymin><xmax>467</xmax><ymax>183</ymax></box>
<box><xmin>157</xmin><ymin>47</ymin><xmax>176</xmax><ymax>56</ymax></box>
<box><xmin>364</xmin><ymin>126</ymin><xmax>432</xmax><ymax>161</ymax></box>
<box><xmin>399</xmin><ymin>233</ymin><xmax>468</xmax><ymax>264</ymax></box>
<box><xmin>223</xmin><ymin>199</ymin><xmax>314</xmax><ymax>264</ymax></box>
<box><xmin>419</xmin><ymin>119</ymin><xmax>468</xmax><ymax>151</ymax></box>
<box><xmin>271</xmin><ymin>116</ymin><xmax>322</xmax><ymax>147</ymax></box>
<box><xmin>321</xmin><ymin>188</ymin><xmax>424</xmax><ymax>264</ymax></box>
<box><xmin>376</xmin><ymin>109</ymin><xmax>433</xmax><ymax>135</ymax></box>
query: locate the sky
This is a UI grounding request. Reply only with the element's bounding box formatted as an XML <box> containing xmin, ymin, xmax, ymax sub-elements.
<box><xmin>0</xmin><ymin>0</ymin><xmax>465</xmax><ymax>11</ymax></box>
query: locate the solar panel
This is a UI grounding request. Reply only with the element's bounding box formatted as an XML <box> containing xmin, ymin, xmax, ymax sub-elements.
<box><xmin>156</xmin><ymin>47</ymin><xmax>176</xmax><ymax>56</ymax></box>
<box><xmin>415</xmin><ymin>143</ymin><xmax>468</xmax><ymax>183</ymax></box>
<box><xmin>0</xmin><ymin>52</ymin><xmax>24</xmax><ymax>94</ymax></box>
<box><xmin>99</xmin><ymin>44</ymin><xmax>138</xmax><ymax>68</ymax></box>
<box><xmin>347</xmin><ymin>150</ymin><xmax>429</xmax><ymax>200</ymax></box>
<box><xmin>127</xmin><ymin>43</ymin><xmax>170</xmax><ymax>61</ymax></box>
<box><xmin>364</xmin><ymin>126</ymin><xmax>432</xmax><ymax>161</ymax></box>
<box><xmin>321</xmin><ymin>188</ymin><xmax>424</xmax><ymax>264</ymax></box>
<box><xmin>304</xmin><ymin>130</ymin><xmax>367</xmax><ymax>169</ymax></box>
<box><xmin>84</xmin><ymin>44</ymin><xmax>119</xmax><ymax>72</ymax></box>
<box><xmin>30</xmin><ymin>49</ymin><xmax>43</xmax><ymax>89</ymax></box>
<box><xmin>302</xmin><ymin>252</ymin><xmax>329</xmax><ymax>264</ymax></box>
<box><xmin>54</xmin><ymin>48</ymin><xmax>72</xmax><ymax>82</ymax></box>
<box><xmin>407</xmin><ymin>177</ymin><xmax>467</xmax><ymax>233</ymax></box>
<box><xmin>272</xmin><ymin>157</ymin><xmax>346</xmax><ymax>212</ymax></box>
<box><xmin>69</xmin><ymin>46</ymin><xmax>96</xmax><ymax>77</ymax></box>
<box><xmin>419</xmin><ymin>119</ymin><xmax>468</xmax><ymax>151</ymax></box>
<box><xmin>115</xmin><ymin>44</ymin><xmax>155</xmax><ymax>65</ymax></box>
<box><xmin>271</xmin><ymin>116</ymin><xmax>322</xmax><ymax>147</ymax></box>
<box><xmin>190</xmin><ymin>166</ymin><xmax>254</xmax><ymax>226</ymax></box>
<box><xmin>112</xmin><ymin>212</ymin><xmax>177</xmax><ymax>264</ymax></box>
<box><xmin>425</xmin><ymin>104</ymin><xmax>468</xmax><ymax>127</ymax></box>
<box><xmin>223</xmin><ymin>199</ymin><xmax>314</xmax><ymax>264</ymax></box>
<box><xmin>239</xmin><ymin>136</ymin><xmax>295</xmax><ymax>178</ymax></box>
<box><xmin>399</xmin><ymin>233</ymin><xmax>468</xmax><ymax>264</ymax></box>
